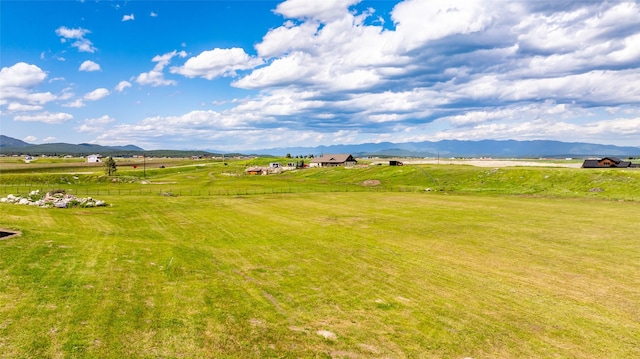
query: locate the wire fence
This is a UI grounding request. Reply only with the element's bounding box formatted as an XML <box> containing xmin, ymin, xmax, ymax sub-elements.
<box><xmin>0</xmin><ymin>184</ymin><xmax>430</xmax><ymax>198</ymax></box>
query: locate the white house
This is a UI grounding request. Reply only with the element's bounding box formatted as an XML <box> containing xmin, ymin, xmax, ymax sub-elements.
<box><xmin>87</xmin><ymin>154</ymin><xmax>102</xmax><ymax>163</ymax></box>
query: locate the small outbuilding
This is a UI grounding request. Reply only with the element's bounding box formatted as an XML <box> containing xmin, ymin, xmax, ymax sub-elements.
<box><xmin>389</xmin><ymin>160</ymin><xmax>403</xmax><ymax>166</ymax></box>
<box><xmin>246</xmin><ymin>167</ymin><xmax>264</xmax><ymax>175</ymax></box>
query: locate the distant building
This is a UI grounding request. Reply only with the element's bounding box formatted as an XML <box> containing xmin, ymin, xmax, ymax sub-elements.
<box><xmin>87</xmin><ymin>154</ymin><xmax>102</xmax><ymax>163</ymax></box>
<box><xmin>582</xmin><ymin>157</ymin><xmax>639</xmax><ymax>168</ymax></box>
<box><xmin>246</xmin><ymin>167</ymin><xmax>264</xmax><ymax>175</ymax></box>
<box><xmin>309</xmin><ymin>154</ymin><xmax>357</xmax><ymax>167</ymax></box>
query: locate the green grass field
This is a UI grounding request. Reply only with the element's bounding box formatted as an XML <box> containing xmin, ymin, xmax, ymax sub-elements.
<box><xmin>1</xmin><ymin>158</ymin><xmax>639</xmax><ymax>358</ymax></box>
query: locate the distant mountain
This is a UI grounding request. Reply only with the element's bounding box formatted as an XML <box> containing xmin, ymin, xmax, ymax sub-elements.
<box><xmin>251</xmin><ymin>140</ymin><xmax>640</xmax><ymax>158</ymax></box>
<box><xmin>0</xmin><ymin>135</ymin><xmax>30</xmax><ymax>148</ymax></box>
<box><xmin>0</xmin><ymin>136</ymin><xmax>144</xmax><ymax>155</ymax></box>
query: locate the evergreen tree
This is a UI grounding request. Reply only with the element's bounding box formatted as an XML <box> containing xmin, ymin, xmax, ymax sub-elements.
<box><xmin>104</xmin><ymin>156</ymin><xmax>117</xmax><ymax>176</ymax></box>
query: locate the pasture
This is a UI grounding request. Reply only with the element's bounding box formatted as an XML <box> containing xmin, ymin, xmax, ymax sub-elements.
<box><xmin>1</xmin><ymin>157</ymin><xmax>639</xmax><ymax>358</ymax></box>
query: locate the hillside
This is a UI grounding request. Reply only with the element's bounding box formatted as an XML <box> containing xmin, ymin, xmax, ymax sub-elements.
<box><xmin>0</xmin><ymin>135</ymin><xmax>30</xmax><ymax>148</ymax></box>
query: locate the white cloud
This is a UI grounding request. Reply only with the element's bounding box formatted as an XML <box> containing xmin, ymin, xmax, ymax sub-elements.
<box><xmin>233</xmin><ymin>53</ymin><xmax>311</xmax><ymax>89</ymax></box>
<box><xmin>55</xmin><ymin>26</ymin><xmax>89</xmax><ymax>39</ymax></box>
<box><xmin>136</xmin><ymin>50</ymin><xmax>187</xmax><ymax>86</ymax></box>
<box><xmin>0</xmin><ymin>62</ymin><xmax>47</xmax><ymax>88</ymax></box>
<box><xmin>115</xmin><ymin>80</ymin><xmax>132</xmax><ymax>92</ymax></box>
<box><xmin>79</xmin><ymin>60</ymin><xmax>101</xmax><ymax>72</ymax></box>
<box><xmin>55</xmin><ymin>26</ymin><xmax>96</xmax><ymax>53</ymax></box>
<box><xmin>136</xmin><ymin>71</ymin><xmax>176</xmax><ymax>87</ymax></box>
<box><xmin>76</xmin><ymin>115</ymin><xmax>116</xmax><ymax>133</ymax></box>
<box><xmin>84</xmin><ymin>88</ymin><xmax>110</xmax><ymax>101</ymax></box>
<box><xmin>171</xmin><ymin>48</ymin><xmax>263</xmax><ymax>80</ymax></box>
<box><xmin>30</xmin><ymin>0</ymin><xmax>640</xmax><ymax>150</ymax></box>
<box><xmin>14</xmin><ymin>112</ymin><xmax>73</xmax><ymax>124</ymax></box>
<box><xmin>150</xmin><ymin>11</ymin><xmax>158</xmax><ymax>17</ymax></box>
<box><xmin>391</xmin><ymin>0</ymin><xmax>498</xmax><ymax>52</ymax></box>
<box><xmin>0</xmin><ymin>63</ymin><xmax>57</xmax><ymax>111</ymax></box>
<box><xmin>274</xmin><ymin>0</ymin><xmax>361</xmax><ymax>23</ymax></box>
<box><xmin>62</xmin><ymin>99</ymin><xmax>86</xmax><ymax>108</ymax></box>
<box><xmin>122</xmin><ymin>14</ymin><xmax>135</xmax><ymax>21</ymax></box>
<box><xmin>23</xmin><ymin>136</ymin><xmax>37</xmax><ymax>142</ymax></box>
<box><xmin>85</xmin><ymin>115</ymin><xmax>116</xmax><ymax>125</ymax></box>
<box><xmin>6</xmin><ymin>103</ymin><xmax>43</xmax><ymax>112</ymax></box>
<box><xmin>42</xmin><ymin>137</ymin><xmax>56</xmax><ymax>143</ymax></box>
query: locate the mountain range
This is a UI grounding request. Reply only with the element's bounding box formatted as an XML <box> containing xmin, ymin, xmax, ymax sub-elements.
<box><xmin>249</xmin><ymin>139</ymin><xmax>640</xmax><ymax>158</ymax></box>
<box><xmin>0</xmin><ymin>135</ymin><xmax>143</xmax><ymax>154</ymax></box>
<box><xmin>1</xmin><ymin>135</ymin><xmax>638</xmax><ymax>158</ymax></box>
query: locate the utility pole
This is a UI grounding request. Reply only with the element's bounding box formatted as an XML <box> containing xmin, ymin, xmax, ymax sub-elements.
<box><xmin>143</xmin><ymin>153</ymin><xmax>146</xmax><ymax>178</ymax></box>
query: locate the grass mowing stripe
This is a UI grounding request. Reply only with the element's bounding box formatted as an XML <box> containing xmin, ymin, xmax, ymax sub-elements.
<box><xmin>0</xmin><ymin>192</ymin><xmax>639</xmax><ymax>357</ymax></box>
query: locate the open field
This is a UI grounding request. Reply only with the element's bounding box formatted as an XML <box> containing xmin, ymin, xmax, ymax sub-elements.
<box><xmin>404</xmin><ymin>158</ymin><xmax>583</xmax><ymax>168</ymax></box>
<box><xmin>1</xmin><ymin>159</ymin><xmax>640</xmax><ymax>358</ymax></box>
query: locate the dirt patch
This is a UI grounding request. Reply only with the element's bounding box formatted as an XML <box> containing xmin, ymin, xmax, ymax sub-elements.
<box><xmin>317</xmin><ymin>330</ymin><xmax>337</xmax><ymax>340</ymax></box>
<box><xmin>361</xmin><ymin>179</ymin><xmax>381</xmax><ymax>186</ymax></box>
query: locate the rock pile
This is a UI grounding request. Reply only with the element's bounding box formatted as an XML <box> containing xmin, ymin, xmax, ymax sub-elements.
<box><xmin>0</xmin><ymin>190</ymin><xmax>107</xmax><ymax>208</ymax></box>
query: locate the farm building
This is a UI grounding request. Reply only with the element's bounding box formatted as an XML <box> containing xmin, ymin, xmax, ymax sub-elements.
<box><xmin>309</xmin><ymin>154</ymin><xmax>357</xmax><ymax>167</ymax></box>
<box><xmin>389</xmin><ymin>160</ymin><xmax>403</xmax><ymax>166</ymax></box>
<box><xmin>86</xmin><ymin>154</ymin><xmax>102</xmax><ymax>163</ymax></box>
<box><xmin>582</xmin><ymin>157</ymin><xmax>639</xmax><ymax>168</ymax></box>
<box><xmin>246</xmin><ymin>167</ymin><xmax>264</xmax><ymax>175</ymax></box>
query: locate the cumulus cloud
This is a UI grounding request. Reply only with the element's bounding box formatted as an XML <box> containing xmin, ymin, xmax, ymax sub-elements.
<box><xmin>62</xmin><ymin>99</ymin><xmax>85</xmax><ymax>108</ymax></box>
<box><xmin>274</xmin><ymin>0</ymin><xmax>362</xmax><ymax>23</ymax></box>
<box><xmin>7</xmin><ymin>103</ymin><xmax>43</xmax><ymax>112</ymax></box>
<box><xmin>0</xmin><ymin>62</ymin><xmax>57</xmax><ymax>111</ymax></box>
<box><xmin>150</xmin><ymin>11</ymin><xmax>158</xmax><ymax>17</ymax></box>
<box><xmin>114</xmin><ymin>80</ymin><xmax>132</xmax><ymax>92</ymax></box>
<box><xmin>79</xmin><ymin>60</ymin><xmax>101</xmax><ymax>72</ymax></box>
<box><xmin>55</xmin><ymin>26</ymin><xmax>96</xmax><ymax>53</ymax></box>
<box><xmin>87</xmin><ymin>0</ymin><xmax>640</xmax><ymax>149</ymax></box>
<box><xmin>0</xmin><ymin>62</ymin><xmax>47</xmax><ymax>88</ymax></box>
<box><xmin>14</xmin><ymin>112</ymin><xmax>73</xmax><ymax>124</ymax></box>
<box><xmin>136</xmin><ymin>50</ymin><xmax>187</xmax><ymax>86</ymax></box>
<box><xmin>122</xmin><ymin>14</ymin><xmax>135</xmax><ymax>21</ymax></box>
<box><xmin>84</xmin><ymin>88</ymin><xmax>110</xmax><ymax>101</ymax></box>
<box><xmin>171</xmin><ymin>48</ymin><xmax>263</xmax><ymax>80</ymax></box>
<box><xmin>76</xmin><ymin>115</ymin><xmax>116</xmax><ymax>133</ymax></box>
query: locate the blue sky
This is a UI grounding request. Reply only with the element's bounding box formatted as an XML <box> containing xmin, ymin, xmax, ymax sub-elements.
<box><xmin>1</xmin><ymin>0</ymin><xmax>640</xmax><ymax>151</ymax></box>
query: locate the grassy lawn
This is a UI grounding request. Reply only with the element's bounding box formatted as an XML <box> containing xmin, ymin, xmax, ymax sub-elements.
<box><xmin>1</xmin><ymin>187</ymin><xmax>639</xmax><ymax>357</ymax></box>
<box><xmin>1</xmin><ymin>160</ymin><xmax>639</xmax><ymax>357</ymax></box>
